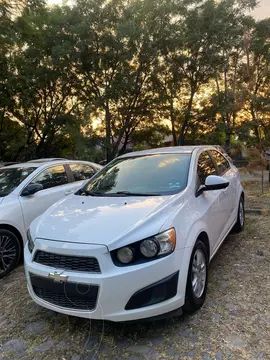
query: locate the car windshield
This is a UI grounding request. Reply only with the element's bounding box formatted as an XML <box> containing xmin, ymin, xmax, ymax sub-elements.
<box><xmin>0</xmin><ymin>167</ymin><xmax>36</xmax><ymax>197</ymax></box>
<box><xmin>80</xmin><ymin>153</ymin><xmax>191</xmax><ymax>196</ymax></box>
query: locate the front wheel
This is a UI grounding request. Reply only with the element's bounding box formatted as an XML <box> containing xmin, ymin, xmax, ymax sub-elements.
<box><xmin>0</xmin><ymin>229</ymin><xmax>21</xmax><ymax>279</ymax></box>
<box><xmin>233</xmin><ymin>196</ymin><xmax>245</xmax><ymax>233</ymax></box>
<box><xmin>183</xmin><ymin>240</ymin><xmax>209</xmax><ymax>313</ymax></box>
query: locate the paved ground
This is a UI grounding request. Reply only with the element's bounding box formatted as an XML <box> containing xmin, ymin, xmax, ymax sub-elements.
<box><xmin>1</xmin><ymin>213</ymin><xmax>269</xmax><ymax>360</ymax></box>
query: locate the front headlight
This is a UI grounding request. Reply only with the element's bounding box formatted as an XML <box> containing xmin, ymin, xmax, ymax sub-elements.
<box><xmin>117</xmin><ymin>247</ymin><xmax>134</xmax><ymax>264</ymax></box>
<box><xmin>27</xmin><ymin>229</ymin><xmax>35</xmax><ymax>253</ymax></box>
<box><xmin>140</xmin><ymin>239</ymin><xmax>159</xmax><ymax>258</ymax></box>
<box><xmin>111</xmin><ymin>228</ymin><xmax>176</xmax><ymax>266</ymax></box>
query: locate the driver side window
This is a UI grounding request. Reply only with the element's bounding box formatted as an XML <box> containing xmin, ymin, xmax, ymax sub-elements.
<box><xmin>197</xmin><ymin>152</ymin><xmax>217</xmax><ymax>187</ymax></box>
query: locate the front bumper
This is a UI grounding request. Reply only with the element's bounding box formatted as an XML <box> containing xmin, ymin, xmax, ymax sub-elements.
<box><xmin>24</xmin><ymin>238</ymin><xmax>189</xmax><ymax>322</ymax></box>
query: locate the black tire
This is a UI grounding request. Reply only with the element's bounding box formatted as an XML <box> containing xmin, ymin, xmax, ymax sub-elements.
<box><xmin>232</xmin><ymin>195</ymin><xmax>245</xmax><ymax>233</ymax></box>
<box><xmin>0</xmin><ymin>229</ymin><xmax>21</xmax><ymax>279</ymax></box>
<box><xmin>183</xmin><ymin>240</ymin><xmax>209</xmax><ymax>313</ymax></box>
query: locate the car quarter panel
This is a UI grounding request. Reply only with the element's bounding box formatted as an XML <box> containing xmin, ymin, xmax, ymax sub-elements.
<box><xmin>160</xmin><ymin>192</ymin><xmax>210</xmax><ymax>251</ymax></box>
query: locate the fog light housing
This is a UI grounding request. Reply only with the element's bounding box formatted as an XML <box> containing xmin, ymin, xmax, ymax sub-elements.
<box><xmin>125</xmin><ymin>271</ymin><xmax>179</xmax><ymax>310</ymax></box>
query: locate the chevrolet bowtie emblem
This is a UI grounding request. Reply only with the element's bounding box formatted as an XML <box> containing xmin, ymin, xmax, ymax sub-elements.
<box><xmin>48</xmin><ymin>271</ymin><xmax>68</xmax><ymax>283</ymax></box>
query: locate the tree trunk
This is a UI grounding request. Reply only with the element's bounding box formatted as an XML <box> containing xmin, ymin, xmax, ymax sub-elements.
<box><xmin>118</xmin><ymin>133</ymin><xmax>130</xmax><ymax>156</ymax></box>
<box><xmin>0</xmin><ymin>111</ymin><xmax>5</xmax><ymax>159</ymax></box>
<box><xmin>12</xmin><ymin>126</ymin><xmax>36</xmax><ymax>161</ymax></box>
<box><xmin>172</xmin><ymin>122</ymin><xmax>177</xmax><ymax>146</ymax></box>
<box><xmin>224</xmin><ymin>114</ymin><xmax>231</xmax><ymax>153</ymax></box>
<box><xmin>250</xmin><ymin>104</ymin><xmax>260</xmax><ymax>143</ymax></box>
<box><xmin>105</xmin><ymin>104</ymin><xmax>112</xmax><ymax>162</ymax></box>
<box><xmin>224</xmin><ymin>131</ymin><xmax>231</xmax><ymax>153</ymax></box>
<box><xmin>111</xmin><ymin>114</ymin><xmax>135</xmax><ymax>158</ymax></box>
<box><xmin>35</xmin><ymin>137</ymin><xmax>46</xmax><ymax>158</ymax></box>
<box><xmin>12</xmin><ymin>146</ymin><xmax>25</xmax><ymax>161</ymax></box>
<box><xmin>178</xmin><ymin>88</ymin><xmax>196</xmax><ymax>145</ymax></box>
<box><xmin>169</xmin><ymin>98</ymin><xmax>177</xmax><ymax>146</ymax></box>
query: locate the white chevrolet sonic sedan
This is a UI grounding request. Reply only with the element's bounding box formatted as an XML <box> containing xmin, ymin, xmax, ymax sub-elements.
<box><xmin>25</xmin><ymin>146</ymin><xmax>245</xmax><ymax>322</ymax></box>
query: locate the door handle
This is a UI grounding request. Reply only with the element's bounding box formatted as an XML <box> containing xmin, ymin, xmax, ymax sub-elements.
<box><xmin>65</xmin><ymin>190</ymin><xmax>73</xmax><ymax>196</ymax></box>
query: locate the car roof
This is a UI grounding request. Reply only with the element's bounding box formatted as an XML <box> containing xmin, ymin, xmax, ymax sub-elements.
<box><xmin>27</xmin><ymin>158</ymin><xmax>66</xmax><ymax>163</ymax></box>
<box><xmin>1</xmin><ymin>159</ymin><xmax>101</xmax><ymax>169</ymax></box>
<box><xmin>118</xmin><ymin>146</ymin><xmax>219</xmax><ymax>158</ymax></box>
<box><xmin>1</xmin><ymin>163</ymin><xmax>40</xmax><ymax>169</ymax></box>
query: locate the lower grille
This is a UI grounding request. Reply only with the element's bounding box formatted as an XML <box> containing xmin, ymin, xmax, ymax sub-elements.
<box><xmin>30</xmin><ymin>274</ymin><xmax>98</xmax><ymax>310</ymax></box>
<box><xmin>34</xmin><ymin>250</ymin><xmax>101</xmax><ymax>273</ymax></box>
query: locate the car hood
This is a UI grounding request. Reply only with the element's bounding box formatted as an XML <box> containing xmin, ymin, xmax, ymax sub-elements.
<box><xmin>0</xmin><ymin>197</ymin><xmax>4</xmax><ymax>204</ymax></box>
<box><xmin>32</xmin><ymin>193</ymin><xmax>186</xmax><ymax>250</ymax></box>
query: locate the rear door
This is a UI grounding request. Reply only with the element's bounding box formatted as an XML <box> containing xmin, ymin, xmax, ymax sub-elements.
<box><xmin>67</xmin><ymin>163</ymin><xmax>97</xmax><ymax>191</ymax></box>
<box><xmin>209</xmin><ymin>149</ymin><xmax>236</xmax><ymax>225</ymax></box>
<box><xmin>19</xmin><ymin>164</ymin><xmax>75</xmax><ymax>230</ymax></box>
<box><xmin>196</xmin><ymin>151</ymin><xmax>229</xmax><ymax>253</ymax></box>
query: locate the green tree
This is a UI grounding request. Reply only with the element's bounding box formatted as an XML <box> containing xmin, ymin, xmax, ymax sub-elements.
<box><xmin>71</xmin><ymin>0</ymin><xmax>171</xmax><ymax>161</ymax></box>
<box><xmin>0</xmin><ymin>0</ymin><xmax>267</xmax><ymax>163</ymax></box>
<box><xmin>242</xmin><ymin>18</ymin><xmax>270</xmax><ymax>146</ymax></box>
<box><xmin>154</xmin><ymin>0</ymin><xmax>256</xmax><ymax>148</ymax></box>
<box><xmin>0</xmin><ymin>0</ymin><xmax>46</xmax><ymax>160</ymax></box>
<box><xmin>209</xmin><ymin>0</ymin><xmax>255</xmax><ymax>151</ymax></box>
<box><xmin>6</xmin><ymin>3</ymin><xmax>84</xmax><ymax>160</ymax></box>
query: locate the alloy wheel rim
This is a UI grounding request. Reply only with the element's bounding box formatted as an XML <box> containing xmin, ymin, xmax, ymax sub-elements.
<box><xmin>0</xmin><ymin>235</ymin><xmax>16</xmax><ymax>274</ymax></box>
<box><xmin>239</xmin><ymin>201</ymin><xmax>244</xmax><ymax>227</ymax></box>
<box><xmin>192</xmin><ymin>249</ymin><xmax>207</xmax><ymax>298</ymax></box>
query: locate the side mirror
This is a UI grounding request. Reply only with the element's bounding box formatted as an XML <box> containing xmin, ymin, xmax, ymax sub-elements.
<box><xmin>21</xmin><ymin>183</ymin><xmax>43</xmax><ymax>196</ymax></box>
<box><xmin>196</xmin><ymin>175</ymin><xmax>229</xmax><ymax>197</ymax></box>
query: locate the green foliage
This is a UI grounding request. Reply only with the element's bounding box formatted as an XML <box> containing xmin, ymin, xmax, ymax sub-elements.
<box><xmin>132</xmin><ymin>123</ymin><xmax>171</xmax><ymax>150</ymax></box>
<box><xmin>0</xmin><ymin>0</ymin><xmax>269</xmax><ymax>163</ymax></box>
<box><xmin>1</xmin><ymin>2</ymin><xmax>85</xmax><ymax>160</ymax></box>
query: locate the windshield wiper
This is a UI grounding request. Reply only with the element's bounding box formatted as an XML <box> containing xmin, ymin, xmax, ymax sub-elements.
<box><xmin>112</xmin><ymin>191</ymin><xmax>161</xmax><ymax>196</ymax></box>
<box><xmin>76</xmin><ymin>189</ymin><xmax>161</xmax><ymax>197</ymax></box>
<box><xmin>76</xmin><ymin>189</ymin><xmax>104</xmax><ymax>196</ymax></box>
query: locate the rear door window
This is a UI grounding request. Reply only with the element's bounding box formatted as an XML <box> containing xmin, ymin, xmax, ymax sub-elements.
<box><xmin>70</xmin><ymin>164</ymin><xmax>96</xmax><ymax>181</ymax></box>
<box><xmin>210</xmin><ymin>150</ymin><xmax>231</xmax><ymax>175</ymax></box>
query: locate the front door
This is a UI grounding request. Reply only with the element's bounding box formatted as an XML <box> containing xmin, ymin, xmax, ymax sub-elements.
<box><xmin>19</xmin><ymin>165</ymin><xmax>76</xmax><ymax>230</ymax></box>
